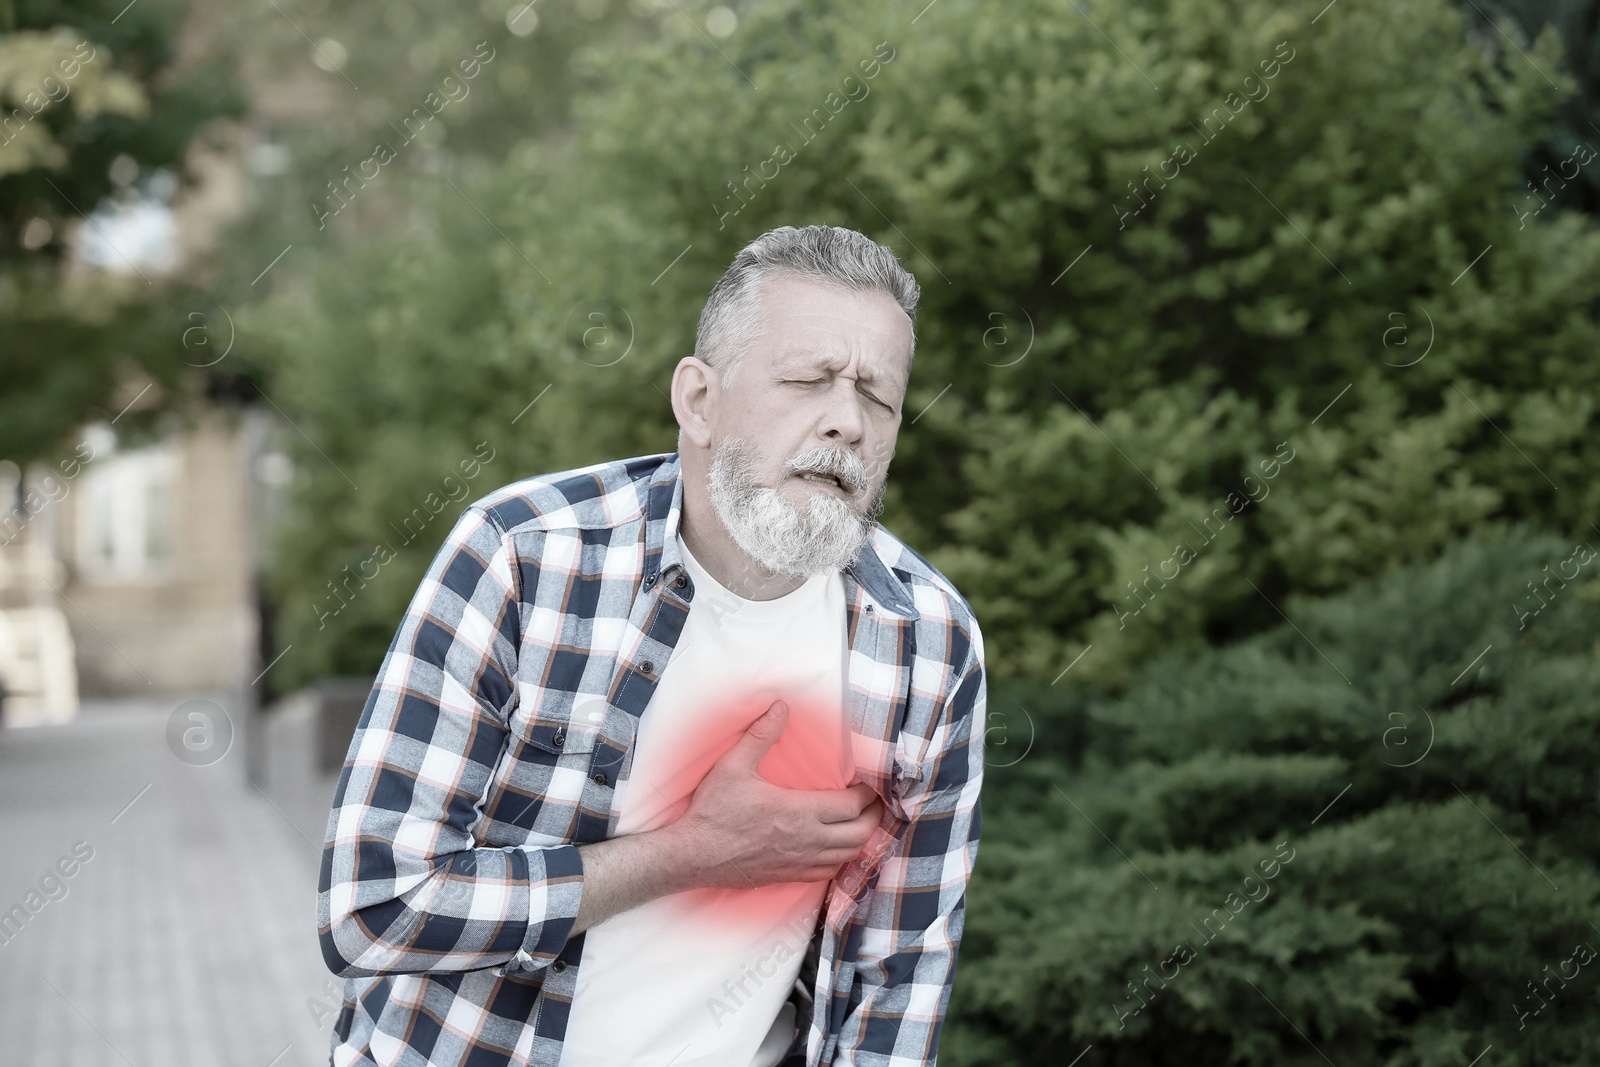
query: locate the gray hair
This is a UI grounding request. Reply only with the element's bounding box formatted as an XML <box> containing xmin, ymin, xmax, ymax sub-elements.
<box><xmin>692</xmin><ymin>225</ymin><xmax>920</xmax><ymax>392</ymax></box>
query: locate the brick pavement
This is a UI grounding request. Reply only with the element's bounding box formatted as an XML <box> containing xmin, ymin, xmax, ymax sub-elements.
<box><xmin>0</xmin><ymin>695</ymin><xmax>340</xmax><ymax>1067</ymax></box>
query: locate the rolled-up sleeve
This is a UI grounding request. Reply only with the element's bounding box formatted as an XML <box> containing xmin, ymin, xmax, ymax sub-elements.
<box><xmin>316</xmin><ymin>505</ymin><xmax>585</xmax><ymax>978</ymax></box>
<box><xmin>834</xmin><ymin>619</ymin><xmax>987</xmax><ymax>1065</ymax></box>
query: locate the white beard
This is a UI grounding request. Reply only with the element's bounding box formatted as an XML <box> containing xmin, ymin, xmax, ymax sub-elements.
<box><xmin>705</xmin><ymin>435</ymin><xmax>884</xmax><ymax>579</ymax></box>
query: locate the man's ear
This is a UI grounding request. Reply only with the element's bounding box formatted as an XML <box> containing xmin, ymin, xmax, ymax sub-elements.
<box><xmin>673</xmin><ymin>356</ymin><xmax>718</xmax><ymax>450</ymax></box>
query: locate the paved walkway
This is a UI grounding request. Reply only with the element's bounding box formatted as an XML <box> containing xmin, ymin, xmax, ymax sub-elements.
<box><xmin>0</xmin><ymin>694</ymin><xmax>340</xmax><ymax>1067</ymax></box>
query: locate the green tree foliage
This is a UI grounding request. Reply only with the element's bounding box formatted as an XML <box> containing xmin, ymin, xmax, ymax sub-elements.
<box><xmin>1461</xmin><ymin>0</ymin><xmax>1600</xmax><ymax>217</ymax></box>
<box><xmin>193</xmin><ymin>2</ymin><xmax>662</xmax><ymax>694</ymax></box>
<box><xmin>238</xmin><ymin>4</ymin><xmax>1600</xmax><ymax>1057</ymax></box>
<box><xmin>947</xmin><ymin>527</ymin><xmax>1600</xmax><ymax>1064</ymax></box>
<box><xmin>252</xmin><ymin>0</ymin><xmax>1600</xmax><ymax>695</ymax></box>
<box><xmin>217</xmin><ymin>0</ymin><xmax>659</xmax><ymax>250</ymax></box>
<box><xmin>0</xmin><ymin>0</ymin><xmax>245</xmax><ymax>463</ymax></box>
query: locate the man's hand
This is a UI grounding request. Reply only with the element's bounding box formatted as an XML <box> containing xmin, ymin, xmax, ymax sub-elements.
<box><xmin>668</xmin><ymin>699</ymin><xmax>884</xmax><ymax>890</ymax></box>
<box><xmin>571</xmin><ymin>700</ymin><xmax>882</xmax><ymax>934</ymax></box>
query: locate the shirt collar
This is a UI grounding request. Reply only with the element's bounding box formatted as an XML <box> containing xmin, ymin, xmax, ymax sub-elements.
<box><xmin>644</xmin><ymin>451</ymin><xmax>919</xmax><ymax>621</ymax></box>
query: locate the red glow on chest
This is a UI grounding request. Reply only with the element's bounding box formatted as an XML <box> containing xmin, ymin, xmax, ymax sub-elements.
<box><xmin>635</xmin><ymin>686</ymin><xmax>858</xmax><ymax>931</ymax></box>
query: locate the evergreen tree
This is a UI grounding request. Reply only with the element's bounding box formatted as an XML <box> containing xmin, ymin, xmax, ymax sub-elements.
<box><xmin>949</xmin><ymin>526</ymin><xmax>1600</xmax><ymax>1064</ymax></box>
<box><xmin>251</xmin><ymin>0</ymin><xmax>1600</xmax><ymax>693</ymax></box>
<box><xmin>1459</xmin><ymin>0</ymin><xmax>1600</xmax><ymax>217</ymax></box>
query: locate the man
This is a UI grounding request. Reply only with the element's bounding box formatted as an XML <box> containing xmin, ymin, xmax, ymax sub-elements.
<box><xmin>318</xmin><ymin>225</ymin><xmax>988</xmax><ymax>1067</ymax></box>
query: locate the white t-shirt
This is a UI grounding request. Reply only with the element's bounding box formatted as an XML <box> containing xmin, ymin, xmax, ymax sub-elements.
<box><xmin>557</xmin><ymin>540</ymin><xmax>852</xmax><ymax>1067</ymax></box>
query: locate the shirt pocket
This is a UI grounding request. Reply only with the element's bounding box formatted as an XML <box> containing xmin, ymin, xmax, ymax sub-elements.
<box><xmin>509</xmin><ymin>693</ymin><xmax>606</xmax><ymax>759</ymax></box>
<box><xmin>511</xmin><ymin>694</ymin><xmax>633</xmax><ymax>791</ymax></box>
<box><xmin>486</xmin><ymin>695</ymin><xmax>611</xmax><ymax>842</ymax></box>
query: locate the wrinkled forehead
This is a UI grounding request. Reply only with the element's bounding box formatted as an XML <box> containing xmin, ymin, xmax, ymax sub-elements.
<box><xmin>748</xmin><ymin>281</ymin><xmax>913</xmax><ymax>385</ymax></box>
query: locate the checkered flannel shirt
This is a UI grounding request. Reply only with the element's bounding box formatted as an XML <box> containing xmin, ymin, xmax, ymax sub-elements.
<box><xmin>317</xmin><ymin>450</ymin><xmax>988</xmax><ymax>1066</ymax></box>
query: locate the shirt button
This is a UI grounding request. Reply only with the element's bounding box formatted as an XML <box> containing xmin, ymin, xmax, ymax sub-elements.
<box><xmin>644</xmin><ymin>573</ymin><xmax>657</xmax><ymax>587</ymax></box>
<box><xmin>551</xmin><ymin>729</ymin><xmax>566</xmax><ymax>748</ymax></box>
<box><xmin>640</xmin><ymin>661</ymin><xmax>655</xmax><ymax>675</ymax></box>
<box><xmin>551</xmin><ymin>960</ymin><xmax>567</xmax><ymax>973</ymax></box>
<box><xmin>592</xmin><ymin>771</ymin><xmax>608</xmax><ymax>786</ymax></box>
<box><xmin>673</xmin><ymin>574</ymin><xmax>687</xmax><ymax>589</ymax></box>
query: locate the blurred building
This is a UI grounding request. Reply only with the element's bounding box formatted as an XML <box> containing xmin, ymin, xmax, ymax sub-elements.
<box><xmin>0</xmin><ymin>481</ymin><xmax>78</xmax><ymax>725</ymax></box>
<box><xmin>0</xmin><ymin>123</ymin><xmax>290</xmax><ymax>726</ymax></box>
<box><xmin>0</xmin><ymin>6</ymin><xmax>313</xmax><ymax>728</ymax></box>
<box><xmin>0</xmin><ymin>407</ymin><xmax>286</xmax><ymax>726</ymax></box>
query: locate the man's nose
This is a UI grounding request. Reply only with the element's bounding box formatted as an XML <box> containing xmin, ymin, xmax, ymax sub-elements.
<box><xmin>818</xmin><ymin>382</ymin><xmax>867</xmax><ymax>443</ymax></box>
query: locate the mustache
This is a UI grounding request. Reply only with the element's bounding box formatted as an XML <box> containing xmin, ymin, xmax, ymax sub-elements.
<box><xmin>786</xmin><ymin>446</ymin><xmax>871</xmax><ymax>494</ymax></box>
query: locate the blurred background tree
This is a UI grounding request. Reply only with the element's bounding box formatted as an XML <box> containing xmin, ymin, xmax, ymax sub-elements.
<box><xmin>0</xmin><ymin>0</ymin><xmax>245</xmax><ymax>462</ymax></box>
<box><xmin>235</xmin><ymin>5</ymin><xmax>1600</xmax><ymax>1052</ymax></box>
<box><xmin>243</xmin><ymin>0</ymin><xmax>1600</xmax><ymax>696</ymax></box>
<box><xmin>1471</xmin><ymin>0</ymin><xmax>1600</xmax><ymax>217</ymax></box>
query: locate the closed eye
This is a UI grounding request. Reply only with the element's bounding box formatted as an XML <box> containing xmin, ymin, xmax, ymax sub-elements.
<box><xmin>859</xmin><ymin>386</ymin><xmax>894</xmax><ymax>412</ymax></box>
<box><xmin>784</xmin><ymin>377</ymin><xmax>895</xmax><ymax>412</ymax></box>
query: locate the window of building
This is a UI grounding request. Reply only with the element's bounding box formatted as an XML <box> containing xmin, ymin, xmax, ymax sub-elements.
<box><xmin>76</xmin><ymin>430</ymin><xmax>178</xmax><ymax>580</ymax></box>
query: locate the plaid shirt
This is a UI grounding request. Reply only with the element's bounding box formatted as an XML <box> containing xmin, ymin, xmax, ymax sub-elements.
<box><xmin>318</xmin><ymin>450</ymin><xmax>987</xmax><ymax>1067</ymax></box>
